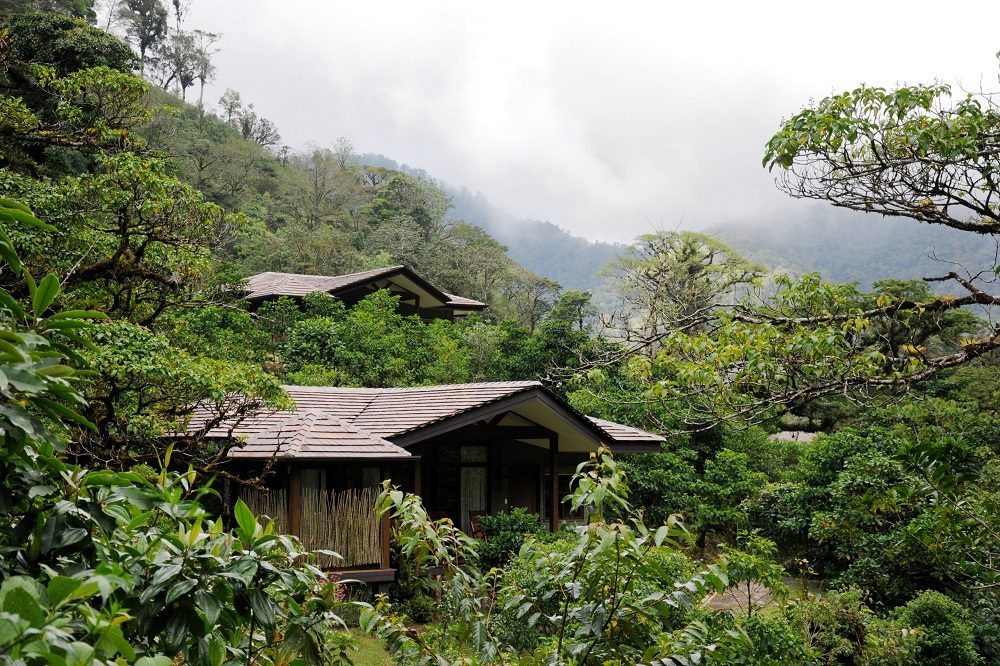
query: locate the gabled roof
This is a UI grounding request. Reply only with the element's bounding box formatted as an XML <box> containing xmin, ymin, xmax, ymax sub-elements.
<box><xmin>195</xmin><ymin>381</ymin><xmax>664</xmax><ymax>461</ymax></box>
<box><xmin>285</xmin><ymin>382</ymin><xmax>544</xmax><ymax>438</ymax></box>
<box><xmin>228</xmin><ymin>409</ymin><xmax>410</xmax><ymax>460</ymax></box>
<box><xmin>242</xmin><ymin>266</ymin><xmax>487</xmax><ymax>310</ymax></box>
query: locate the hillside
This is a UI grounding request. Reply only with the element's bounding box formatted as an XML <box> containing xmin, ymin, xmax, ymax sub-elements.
<box><xmin>359</xmin><ymin>154</ymin><xmax>624</xmax><ymax>293</ymax></box>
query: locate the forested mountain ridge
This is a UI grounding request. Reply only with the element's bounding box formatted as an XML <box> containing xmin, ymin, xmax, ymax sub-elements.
<box><xmin>360</xmin><ymin>152</ymin><xmax>995</xmax><ymax>297</ymax></box>
<box><xmin>710</xmin><ymin>206</ymin><xmax>999</xmax><ymax>292</ymax></box>
<box><xmin>134</xmin><ymin>89</ymin><xmax>570</xmax><ymax>327</ymax></box>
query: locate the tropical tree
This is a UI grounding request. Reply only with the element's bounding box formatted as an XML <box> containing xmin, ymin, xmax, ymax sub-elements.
<box><xmin>0</xmin><ymin>200</ymin><xmax>353</xmax><ymax>665</ymax></box>
<box><xmin>116</xmin><ymin>0</ymin><xmax>167</xmax><ymax>70</ymax></box>
<box><xmin>760</xmin><ymin>75</ymin><xmax>1000</xmax><ymax>376</ymax></box>
<box><xmin>603</xmin><ymin>230</ymin><xmax>764</xmax><ymax>356</ymax></box>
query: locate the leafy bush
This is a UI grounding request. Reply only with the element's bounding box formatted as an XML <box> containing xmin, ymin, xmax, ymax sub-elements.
<box><xmin>963</xmin><ymin>588</ymin><xmax>1000</xmax><ymax>662</ymax></box>
<box><xmin>791</xmin><ymin>588</ymin><xmax>872</xmax><ymax>665</ymax></box>
<box><xmin>477</xmin><ymin>507</ymin><xmax>541</xmax><ymax>570</ymax></box>
<box><xmin>395</xmin><ymin>593</ymin><xmax>437</xmax><ymax>624</ymax></box>
<box><xmin>737</xmin><ymin>613</ymin><xmax>818</xmax><ymax>665</ymax></box>
<box><xmin>365</xmin><ymin>448</ymin><xmax>738</xmax><ymax>664</ymax></box>
<box><xmin>896</xmin><ymin>590</ymin><xmax>982</xmax><ymax>666</ymax></box>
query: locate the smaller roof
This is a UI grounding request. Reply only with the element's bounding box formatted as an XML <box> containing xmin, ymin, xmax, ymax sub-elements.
<box><xmin>243</xmin><ymin>267</ymin><xmax>407</xmax><ymax>300</ymax></box>
<box><xmin>228</xmin><ymin>409</ymin><xmax>411</xmax><ymax>461</ymax></box>
<box><xmin>243</xmin><ymin>266</ymin><xmax>487</xmax><ymax>309</ymax></box>
<box><xmin>768</xmin><ymin>431</ymin><xmax>818</xmax><ymax>443</ymax></box>
<box><xmin>587</xmin><ymin>417</ymin><xmax>663</xmax><ymax>444</ymax></box>
<box><xmin>442</xmin><ymin>292</ymin><xmax>488</xmax><ymax>309</ymax></box>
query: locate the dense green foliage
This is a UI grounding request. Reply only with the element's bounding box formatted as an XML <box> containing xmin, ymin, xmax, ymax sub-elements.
<box><xmin>4</xmin><ymin>5</ymin><xmax>1000</xmax><ymax>665</ymax></box>
<box><xmin>475</xmin><ymin>507</ymin><xmax>542</xmax><ymax>570</ymax></box>
<box><xmin>0</xmin><ymin>215</ymin><xmax>354</xmax><ymax>664</ymax></box>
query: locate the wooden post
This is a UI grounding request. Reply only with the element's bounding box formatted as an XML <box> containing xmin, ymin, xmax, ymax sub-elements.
<box><xmin>549</xmin><ymin>434</ymin><xmax>559</xmax><ymax>532</ymax></box>
<box><xmin>380</xmin><ymin>510</ymin><xmax>392</xmax><ymax>571</ymax></box>
<box><xmin>288</xmin><ymin>466</ymin><xmax>302</xmax><ymax>537</ymax></box>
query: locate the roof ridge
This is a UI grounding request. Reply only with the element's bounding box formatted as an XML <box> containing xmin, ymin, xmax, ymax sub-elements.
<box><xmin>346</xmin><ymin>392</ymin><xmax>381</xmax><ymax>424</ymax></box>
<box><xmin>248</xmin><ymin>266</ymin><xmax>405</xmax><ymax>282</ymax></box>
<box><xmin>283</xmin><ymin>380</ymin><xmax>541</xmax><ymax>393</ymax></box>
<box><xmin>283</xmin><ymin>409</ymin><xmax>323</xmax><ymax>455</ymax></box>
<box><xmin>328</xmin><ymin>414</ymin><xmax>394</xmax><ymax>445</ymax></box>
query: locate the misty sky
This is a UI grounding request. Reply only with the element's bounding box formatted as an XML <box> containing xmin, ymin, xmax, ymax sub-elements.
<box><xmin>186</xmin><ymin>1</ymin><xmax>1000</xmax><ymax>242</ymax></box>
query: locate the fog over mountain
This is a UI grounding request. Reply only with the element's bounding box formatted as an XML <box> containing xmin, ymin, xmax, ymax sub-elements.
<box><xmin>185</xmin><ymin>0</ymin><xmax>1000</xmax><ymax>243</ymax></box>
<box><xmin>363</xmin><ymin>153</ymin><xmax>995</xmax><ymax>298</ymax></box>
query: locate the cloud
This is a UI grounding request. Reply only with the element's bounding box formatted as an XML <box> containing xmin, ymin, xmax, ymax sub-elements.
<box><xmin>188</xmin><ymin>0</ymin><xmax>1000</xmax><ymax>242</ymax></box>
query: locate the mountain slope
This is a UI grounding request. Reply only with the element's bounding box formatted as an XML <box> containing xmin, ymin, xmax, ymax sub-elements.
<box><xmin>359</xmin><ymin>154</ymin><xmax>623</xmax><ymax>293</ymax></box>
<box><xmin>709</xmin><ymin>206</ymin><xmax>998</xmax><ymax>292</ymax></box>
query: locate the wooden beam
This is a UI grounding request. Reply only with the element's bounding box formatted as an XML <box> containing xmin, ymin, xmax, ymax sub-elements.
<box><xmin>413</xmin><ymin>458</ymin><xmax>422</xmax><ymax>496</ymax></box>
<box><xmin>421</xmin><ymin>424</ymin><xmax>558</xmax><ymax>444</ymax></box>
<box><xmin>549</xmin><ymin>434</ymin><xmax>559</xmax><ymax>532</ymax></box>
<box><xmin>288</xmin><ymin>466</ymin><xmax>302</xmax><ymax>536</ymax></box>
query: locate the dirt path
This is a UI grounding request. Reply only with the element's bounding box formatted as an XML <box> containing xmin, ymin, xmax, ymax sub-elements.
<box><xmin>706</xmin><ymin>577</ymin><xmax>819</xmax><ymax>613</ymax></box>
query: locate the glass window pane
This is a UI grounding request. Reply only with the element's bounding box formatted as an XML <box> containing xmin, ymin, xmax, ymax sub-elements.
<box><xmin>461</xmin><ymin>467</ymin><xmax>488</xmax><ymax>531</ymax></box>
<box><xmin>461</xmin><ymin>445</ymin><xmax>488</xmax><ymax>463</ymax></box>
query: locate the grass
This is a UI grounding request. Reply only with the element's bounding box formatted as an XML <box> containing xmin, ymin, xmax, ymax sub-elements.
<box><xmin>350</xmin><ymin>631</ymin><xmax>394</xmax><ymax>665</ymax></box>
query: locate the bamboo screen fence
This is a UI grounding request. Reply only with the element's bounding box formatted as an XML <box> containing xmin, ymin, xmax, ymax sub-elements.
<box><xmin>300</xmin><ymin>486</ymin><xmax>382</xmax><ymax>568</ymax></box>
<box><xmin>238</xmin><ymin>485</ymin><xmax>382</xmax><ymax>569</ymax></box>
<box><xmin>239</xmin><ymin>486</ymin><xmax>290</xmax><ymax>534</ymax></box>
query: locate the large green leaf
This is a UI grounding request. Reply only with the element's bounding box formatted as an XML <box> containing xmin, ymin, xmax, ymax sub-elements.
<box><xmin>248</xmin><ymin>588</ymin><xmax>276</xmax><ymax>637</ymax></box>
<box><xmin>0</xmin><ymin>206</ymin><xmax>56</xmax><ymax>232</ymax></box>
<box><xmin>233</xmin><ymin>498</ymin><xmax>258</xmax><ymax>541</ymax></box>
<box><xmin>134</xmin><ymin>657</ymin><xmax>173</xmax><ymax>666</ymax></box>
<box><xmin>0</xmin><ymin>237</ymin><xmax>22</xmax><ymax>276</ymax></box>
<box><xmin>46</xmin><ymin>309</ymin><xmax>109</xmax><ymax>321</ymax></box>
<box><xmin>0</xmin><ymin>198</ymin><xmax>32</xmax><ymax>214</ymax></box>
<box><xmin>32</xmin><ymin>274</ymin><xmax>60</xmax><ymax>319</ymax></box>
<box><xmin>0</xmin><ymin>577</ymin><xmax>46</xmax><ymax>628</ymax></box>
<box><xmin>194</xmin><ymin>588</ymin><xmax>222</xmax><ymax>626</ymax></box>
<box><xmin>165</xmin><ymin>578</ymin><xmax>198</xmax><ymax>604</ymax></box>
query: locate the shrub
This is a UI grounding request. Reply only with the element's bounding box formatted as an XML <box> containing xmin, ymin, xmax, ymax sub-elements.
<box><xmin>477</xmin><ymin>507</ymin><xmax>541</xmax><ymax>570</ymax></box>
<box><xmin>897</xmin><ymin>590</ymin><xmax>982</xmax><ymax>666</ymax></box>
<box><xmin>366</xmin><ymin>448</ymin><xmax>733</xmax><ymax>664</ymax></box>
<box><xmin>791</xmin><ymin>588</ymin><xmax>872</xmax><ymax>665</ymax></box>
<box><xmin>395</xmin><ymin>593</ymin><xmax>437</xmax><ymax>624</ymax></box>
<box><xmin>739</xmin><ymin>613</ymin><xmax>818</xmax><ymax>665</ymax></box>
<box><xmin>0</xmin><ymin>213</ymin><xmax>352</xmax><ymax>665</ymax></box>
<box><xmin>963</xmin><ymin>588</ymin><xmax>1000</xmax><ymax>662</ymax></box>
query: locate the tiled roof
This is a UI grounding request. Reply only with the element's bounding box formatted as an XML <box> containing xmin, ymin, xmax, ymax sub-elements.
<box><xmin>285</xmin><ymin>382</ymin><xmax>541</xmax><ymax>438</ymax></box>
<box><xmin>228</xmin><ymin>409</ymin><xmax>411</xmax><ymax>460</ymax></box>
<box><xmin>586</xmin><ymin>417</ymin><xmax>663</xmax><ymax>443</ymax></box>
<box><xmin>193</xmin><ymin>381</ymin><xmax>664</xmax><ymax>460</ymax></box>
<box><xmin>243</xmin><ymin>267</ymin><xmax>407</xmax><ymax>300</ymax></box>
